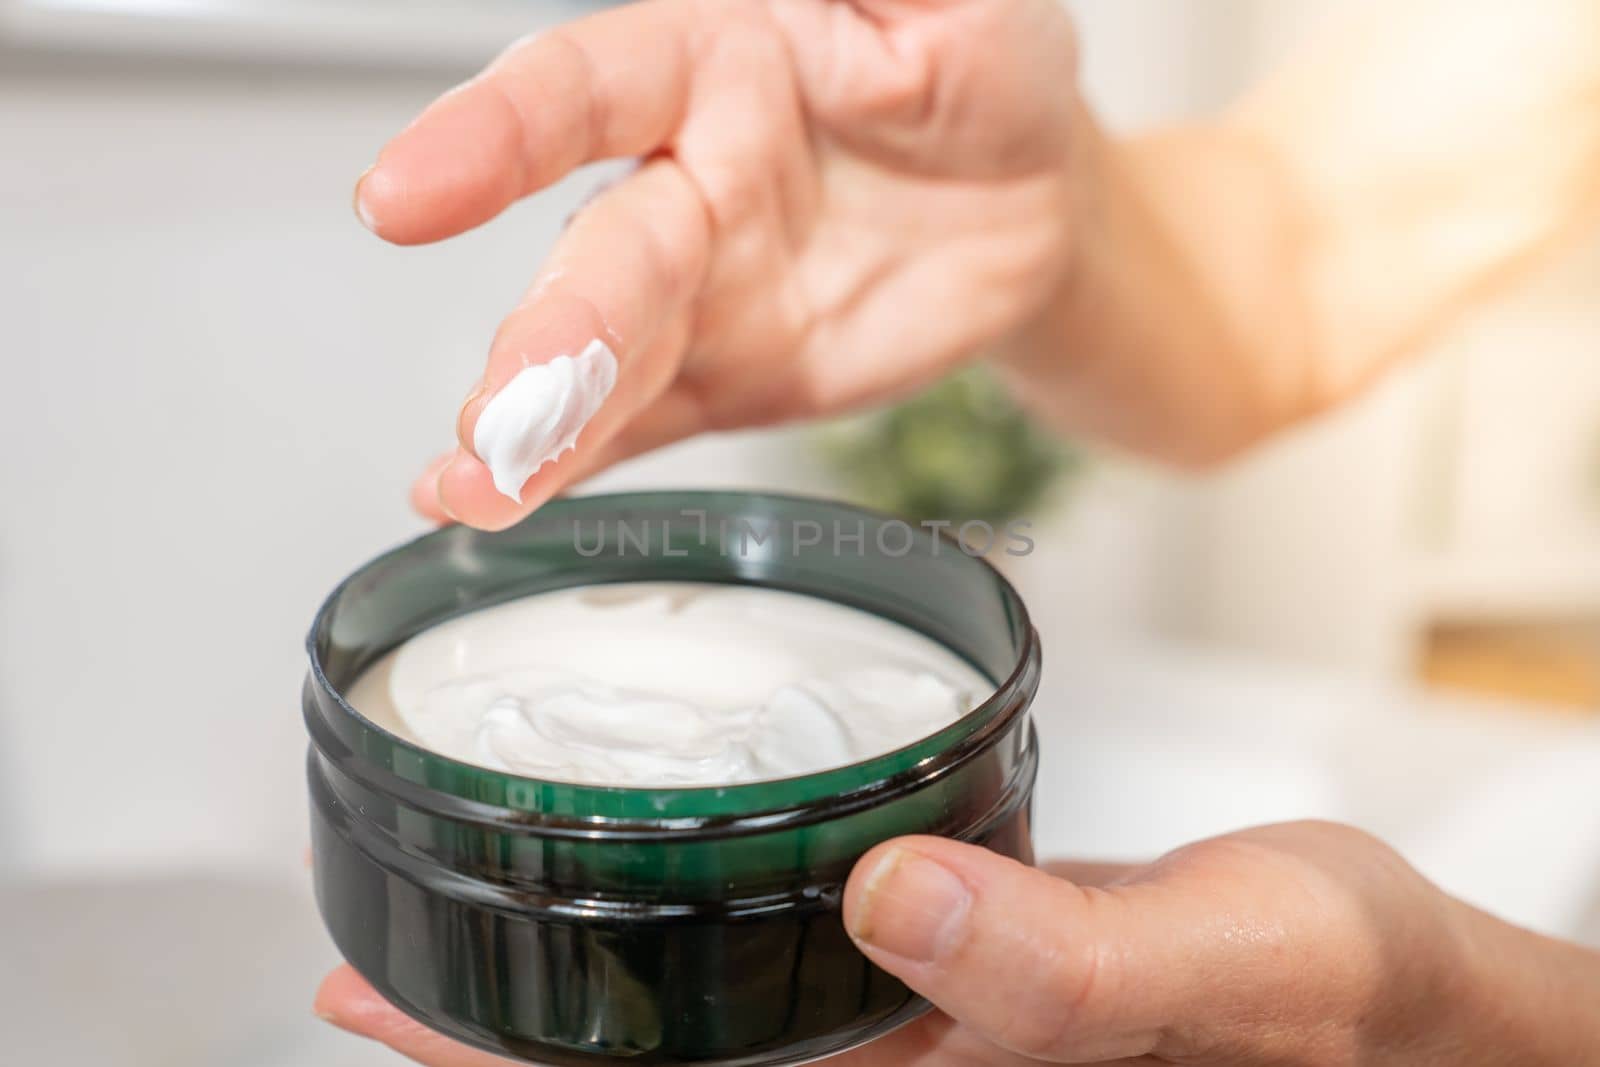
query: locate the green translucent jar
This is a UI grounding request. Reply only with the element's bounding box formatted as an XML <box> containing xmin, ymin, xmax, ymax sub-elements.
<box><xmin>304</xmin><ymin>491</ymin><xmax>1041</xmax><ymax>1065</ymax></box>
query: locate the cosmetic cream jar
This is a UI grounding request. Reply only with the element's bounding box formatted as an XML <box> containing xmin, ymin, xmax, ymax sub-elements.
<box><xmin>304</xmin><ymin>491</ymin><xmax>1041</xmax><ymax>1065</ymax></box>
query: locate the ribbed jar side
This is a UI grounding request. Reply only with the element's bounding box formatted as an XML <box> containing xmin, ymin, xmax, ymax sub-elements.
<box><xmin>307</xmin><ymin>715</ymin><xmax>1037</xmax><ymax>1065</ymax></box>
<box><xmin>304</xmin><ymin>491</ymin><xmax>1044</xmax><ymax>1064</ymax></box>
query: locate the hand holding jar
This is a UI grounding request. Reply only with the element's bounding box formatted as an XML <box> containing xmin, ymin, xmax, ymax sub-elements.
<box><xmin>318</xmin><ymin>819</ymin><xmax>1600</xmax><ymax>1065</ymax></box>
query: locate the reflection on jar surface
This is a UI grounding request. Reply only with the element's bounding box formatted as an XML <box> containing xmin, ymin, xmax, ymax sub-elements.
<box><xmin>305</xmin><ymin>491</ymin><xmax>1041</xmax><ymax>1066</ymax></box>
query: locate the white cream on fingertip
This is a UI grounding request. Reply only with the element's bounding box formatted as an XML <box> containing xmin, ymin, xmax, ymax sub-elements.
<box><xmin>471</xmin><ymin>339</ymin><xmax>618</xmax><ymax>501</ymax></box>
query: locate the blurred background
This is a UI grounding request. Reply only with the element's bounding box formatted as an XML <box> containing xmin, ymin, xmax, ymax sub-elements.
<box><xmin>2</xmin><ymin>1</ymin><xmax>1597</xmax><ymax>1063</ymax></box>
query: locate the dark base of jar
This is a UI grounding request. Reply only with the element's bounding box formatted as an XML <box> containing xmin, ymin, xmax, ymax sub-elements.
<box><xmin>362</xmin><ymin>971</ymin><xmax>935</xmax><ymax>1067</ymax></box>
<box><xmin>310</xmin><ymin>761</ymin><xmax>1033</xmax><ymax>1065</ymax></box>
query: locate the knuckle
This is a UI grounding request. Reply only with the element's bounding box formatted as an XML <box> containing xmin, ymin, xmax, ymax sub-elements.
<box><xmin>476</xmin><ymin>74</ymin><xmax>534</xmax><ymax>179</ymax></box>
<box><xmin>634</xmin><ymin>211</ymin><xmax>690</xmax><ymax>299</ymax></box>
<box><xmin>813</xmin><ymin>42</ymin><xmax>933</xmax><ymax>124</ymax></box>
<box><xmin>994</xmin><ymin>942</ymin><xmax>1103</xmax><ymax>1057</ymax></box>
<box><xmin>991</xmin><ymin>888</ymin><xmax>1117</xmax><ymax>1058</ymax></box>
<box><xmin>692</xmin><ymin>160</ymin><xmax>770</xmax><ymax>233</ymax></box>
<box><xmin>532</xmin><ymin>27</ymin><xmax>605</xmax><ymax>157</ymax></box>
<box><xmin>674</xmin><ymin>368</ymin><xmax>730</xmax><ymax>431</ymax></box>
<box><xmin>611</xmin><ymin>167</ymin><xmax>706</xmax><ymax>302</ymax></box>
<box><xmin>856</xmin><ymin>61</ymin><xmax>932</xmax><ymax>122</ymax></box>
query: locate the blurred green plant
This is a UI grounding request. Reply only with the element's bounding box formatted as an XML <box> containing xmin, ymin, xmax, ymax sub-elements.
<box><xmin>816</xmin><ymin>367</ymin><xmax>1079</xmax><ymax>523</ymax></box>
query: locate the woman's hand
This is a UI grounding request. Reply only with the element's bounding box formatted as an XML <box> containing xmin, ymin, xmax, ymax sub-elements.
<box><xmin>313</xmin><ymin>819</ymin><xmax>1600</xmax><ymax>1064</ymax></box>
<box><xmin>364</xmin><ymin>0</ymin><xmax>1600</xmax><ymax>528</ymax></box>
<box><xmin>359</xmin><ymin>0</ymin><xmax>1089</xmax><ymax>530</ymax></box>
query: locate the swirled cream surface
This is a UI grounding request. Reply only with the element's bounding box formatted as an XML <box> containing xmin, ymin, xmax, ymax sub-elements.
<box><xmin>346</xmin><ymin>582</ymin><xmax>989</xmax><ymax>787</ymax></box>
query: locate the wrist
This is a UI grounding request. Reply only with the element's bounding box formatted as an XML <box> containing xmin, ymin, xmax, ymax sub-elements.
<box><xmin>1434</xmin><ymin>897</ymin><xmax>1600</xmax><ymax>1064</ymax></box>
<box><xmin>992</xmin><ymin>95</ymin><xmax>1110</xmax><ymax>373</ymax></box>
<box><xmin>991</xmin><ymin>112</ymin><xmax>1320</xmax><ymax>466</ymax></box>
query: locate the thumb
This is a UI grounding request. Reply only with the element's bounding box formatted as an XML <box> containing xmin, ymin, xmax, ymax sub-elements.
<box><xmin>843</xmin><ymin>836</ymin><xmax>1213</xmax><ymax>1063</ymax></box>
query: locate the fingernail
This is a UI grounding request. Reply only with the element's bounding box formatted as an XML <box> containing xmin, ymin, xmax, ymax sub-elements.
<box><xmin>849</xmin><ymin>848</ymin><xmax>971</xmax><ymax>963</ymax></box>
<box><xmin>435</xmin><ymin>454</ymin><xmax>463</xmax><ymax>521</ymax></box>
<box><xmin>353</xmin><ymin>165</ymin><xmax>378</xmax><ymax>232</ymax></box>
<box><xmin>456</xmin><ymin>377</ymin><xmax>490</xmax><ymax>443</ymax></box>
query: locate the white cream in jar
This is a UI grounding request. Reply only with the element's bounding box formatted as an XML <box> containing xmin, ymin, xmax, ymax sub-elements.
<box><xmin>347</xmin><ymin>582</ymin><xmax>989</xmax><ymax>787</ymax></box>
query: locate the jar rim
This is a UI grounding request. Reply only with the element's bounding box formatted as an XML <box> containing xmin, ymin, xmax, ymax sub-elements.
<box><xmin>305</xmin><ymin>489</ymin><xmax>1040</xmax><ymax>822</ymax></box>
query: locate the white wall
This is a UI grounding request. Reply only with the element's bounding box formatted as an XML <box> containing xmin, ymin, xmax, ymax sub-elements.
<box><xmin>0</xmin><ymin>59</ymin><xmax>538</xmax><ymax>877</ymax></box>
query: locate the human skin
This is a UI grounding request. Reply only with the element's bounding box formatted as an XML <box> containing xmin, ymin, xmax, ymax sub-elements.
<box><xmin>326</xmin><ymin>0</ymin><xmax>1600</xmax><ymax>1059</ymax></box>
<box><xmin>355</xmin><ymin>0</ymin><xmax>1600</xmax><ymax>530</ymax></box>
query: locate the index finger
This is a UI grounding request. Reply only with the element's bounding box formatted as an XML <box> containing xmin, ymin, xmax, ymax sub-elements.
<box><xmin>356</xmin><ymin>0</ymin><xmax>697</xmax><ymax>245</ymax></box>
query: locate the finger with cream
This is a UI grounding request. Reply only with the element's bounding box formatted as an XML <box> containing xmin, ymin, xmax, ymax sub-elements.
<box><xmin>472</xmin><ymin>339</ymin><xmax>618</xmax><ymax>501</ymax></box>
<box><xmin>346</xmin><ymin>582</ymin><xmax>990</xmax><ymax>787</ymax></box>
